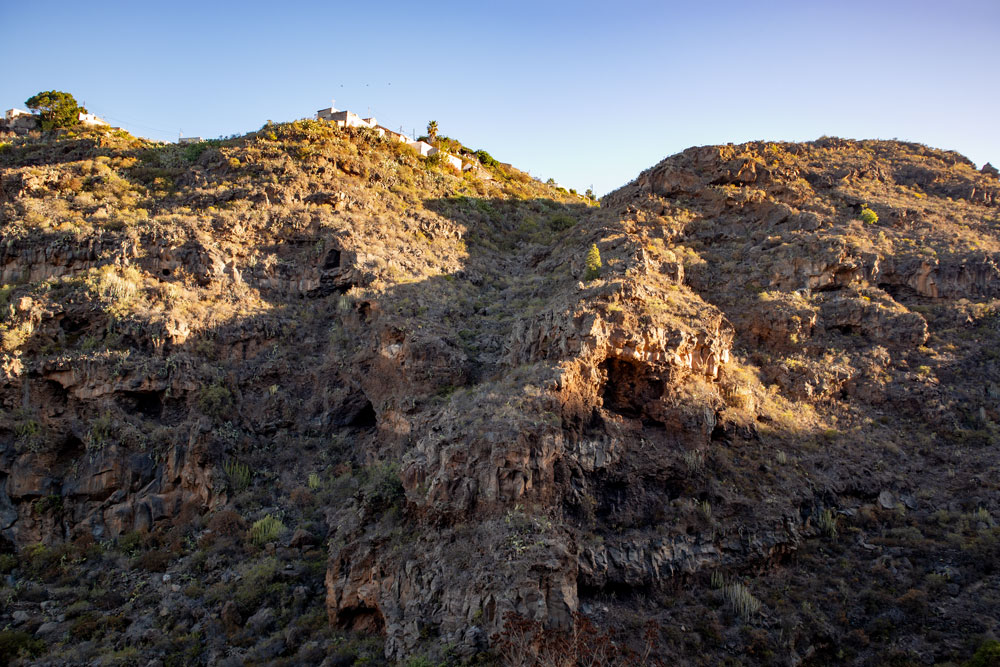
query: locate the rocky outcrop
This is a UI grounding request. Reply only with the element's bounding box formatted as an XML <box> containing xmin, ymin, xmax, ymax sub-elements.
<box><xmin>5</xmin><ymin>127</ymin><xmax>1000</xmax><ymax>665</ymax></box>
<box><xmin>0</xmin><ymin>234</ymin><xmax>132</xmax><ymax>284</ymax></box>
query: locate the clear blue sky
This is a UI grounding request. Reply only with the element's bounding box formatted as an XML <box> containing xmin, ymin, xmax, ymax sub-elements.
<box><xmin>2</xmin><ymin>0</ymin><xmax>997</xmax><ymax>195</ymax></box>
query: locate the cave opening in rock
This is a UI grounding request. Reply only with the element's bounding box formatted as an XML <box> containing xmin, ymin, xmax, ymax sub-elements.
<box><xmin>40</xmin><ymin>380</ymin><xmax>69</xmax><ymax>413</ymax></box>
<box><xmin>595</xmin><ymin>478</ymin><xmax>629</xmax><ymax>520</ymax></box>
<box><xmin>710</xmin><ymin>422</ymin><xmax>729</xmax><ymax>442</ymax></box>
<box><xmin>56</xmin><ymin>434</ymin><xmax>85</xmax><ymax>466</ymax></box>
<box><xmin>577</xmin><ymin>579</ymin><xmax>639</xmax><ymax>602</ymax></box>
<box><xmin>349</xmin><ymin>400</ymin><xmax>377</xmax><ymax>429</ymax></box>
<box><xmin>323</xmin><ymin>248</ymin><xmax>342</xmax><ymax>270</ymax></box>
<box><xmin>599</xmin><ymin>358</ymin><xmax>664</xmax><ymax>419</ymax></box>
<box><xmin>337</xmin><ymin>605</ymin><xmax>385</xmax><ymax>634</ymax></box>
<box><xmin>118</xmin><ymin>390</ymin><xmax>165</xmax><ymax>419</ymax></box>
<box><xmin>59</xmin><ymin>316</ymin><xmax>87</xmax><ymax>334</ymax></box>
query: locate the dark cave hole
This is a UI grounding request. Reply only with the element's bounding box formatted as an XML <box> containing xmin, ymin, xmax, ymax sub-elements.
<box><xmin>710</xmin><ymin>422</ymin><xmax>728</xmax><ymax>442</ymax></box>
<box><xmin>118</xmin><ymin>390</ymin><xmax>164</xmax><ymax>419</ymax></box>
<box><xmin>600</xmin><ymin>358</ymin><xmax>664</xmax><ymax>419</ymax></box>
<box><xmin>41</xmin><ymin>380</ymin><xmax>69</xmax><ymax>410</ymax></box>
<box><xmin>357</xmin><ymin>301</ymin><xmax>372</xmax><ymax>323</ymax></box>
<box><xmin>161</xmin><ymin>268</ymin><xmax>171</xmax><ymax>276</ymax></box>
<box><xmin>323</xmin><ymin>248</ymin><xmax>342</xmax><ymax>270</ymax></box>
<box><xmin>595</xmin><ymin>479</ymin><xmax>628</xmax><ymax>520</ymax></box>
<box><xmin>577</xmin><ymin>579</ymin><xmax>639</xmax><ymax>601</ymax></box>
<box><xmin>349</xmin><ymin>400</ymin><xmax>377</xmax><ymax>429</ymax></box>
<box><xmin>831</xmin><ymin>324</ymin><xmax>857</xmax><ymax>335</ymax></box>
<box><xmin>59</xmin><ymin>316</ymin><xmax>88</xmax><ymax>334</ymax></box>
<box><xmin>56</xmin><ymin>434</ymin><xmax>85</xmax><ymax>467</ymax></box>
<box><xmin>337</xmin><ymin>606</ymin><xmax>385</xmax><ymax>634</ymax></box>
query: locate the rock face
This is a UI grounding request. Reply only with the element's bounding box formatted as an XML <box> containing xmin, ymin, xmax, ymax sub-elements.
<box><xmin>2</xmin><ymin>127</ymin><xmax>1000</xmax><ymax>665</ymax></box>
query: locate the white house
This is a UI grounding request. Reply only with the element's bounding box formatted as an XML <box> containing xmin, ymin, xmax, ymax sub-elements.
<box><xmin>378</xmin><ymin>126</ymin><xmax>410</xmax><ymax>143</ymax></box>
<box><xmin>2</xmin><ymin>108</ymin><xmax>39</xmax><ymax>133</ymax></box>
<box><xmin>428</xmin><ymin>148</ymin><xmax>462</xmax><ymax>171</ymax></box>
<box><xmin>78</xmin><ymin>111</ymin><xmax>108</xmax><ymax>127</ymax></box>
<box><xmin>407</xmin><ymin>140</ymin><xmax>435</xmax><ymax>157</ymax></box>
<box><xmin>178</xmin><ymin>137</ymin><xmax>203</xmax><ymax>144</ymax></box>
<box><xmin>317</xmin><ymin>107</ymin><xmax>380</xmax><ymax>130</ymax></box>
<box><xmin>5</xmin><ymin>108</ymin><xmax>32</xmax><ymax>121</ymax></box>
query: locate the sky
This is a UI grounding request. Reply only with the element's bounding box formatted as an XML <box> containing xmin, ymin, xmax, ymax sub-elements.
<box><xmin>2</xmin><ymin>0</ymin><xmax>998</xmax><ymax>195</ymax></box>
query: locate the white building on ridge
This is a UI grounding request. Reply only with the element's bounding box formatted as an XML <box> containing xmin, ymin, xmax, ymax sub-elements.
<box><xmin>316</xmin><ymin>100</ymin><xmax>464</xmax><ymax>171</ymax></box>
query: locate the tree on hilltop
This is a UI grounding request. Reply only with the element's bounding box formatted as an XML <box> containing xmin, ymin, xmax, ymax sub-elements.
<box><xmin>25</xmin><ymin>90</ymin><xmax>85</xmax><ymax>130</ymax></box>
<box><xmin>426</xmin><ymin>120</ymin><xmax>438</xmax><ymax>142</ymax></box>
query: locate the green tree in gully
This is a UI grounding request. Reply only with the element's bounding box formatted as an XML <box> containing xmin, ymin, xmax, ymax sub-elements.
<box><xmin>25</xmin><ymin>90</ymin><xmax>85</xmax><ymax>130</ymax></box>
<box><xmin>585</xmin><ymin>243</ymin><xmax>602</xmax><ymax>281</ymax></box>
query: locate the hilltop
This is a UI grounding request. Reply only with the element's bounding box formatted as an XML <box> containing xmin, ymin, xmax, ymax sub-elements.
<box><xmin>0</xmin><ymin>121</ymin><xmax>999</xmax><ymax>666</ymax></box>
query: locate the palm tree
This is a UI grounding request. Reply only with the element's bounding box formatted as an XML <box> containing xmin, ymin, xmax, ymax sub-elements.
<box><xmin>426</xmin><ymin>120</ymin><xmax>438</xmax><ymax>142</ymax></box>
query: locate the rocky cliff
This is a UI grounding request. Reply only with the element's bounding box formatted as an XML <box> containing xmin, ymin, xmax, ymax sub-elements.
<box><xmin>0</xmin><ymin>125</ymin><xmax>998</xmax><ymax>665</ymax></box>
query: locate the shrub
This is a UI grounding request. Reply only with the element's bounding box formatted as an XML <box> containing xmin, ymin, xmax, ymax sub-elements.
<box><xmin>360</xmin><ymin>462</ymin><xmax>404</xmax><ymax>509</ymax></box>
<box><xmin>860</xmin><ymin>206</ymin><xmax>878</xmax><ymax>224</ymax></box>
<box><xmin>548</xmin><ymin>214</ymin><xmax>576</xmax><ymax>232</ymax></box>
<box><xmin>87</xmin><ymin>265</ymin><xmax>141</xmax><ymax>311</ymax></box>
<box><xmin>965</xmin><ymin>640</ymin><xmax>1000</xmax><ymax>667</ymax></box>
<box><xmin>474</xmin><ymin>149</ymin><xmax>499</xmax><ymax>169</ymax></box>
<box><xmin>33</xmin><ymin>494</ymin><xmax>63</xmax><ymax>515</ymax></box>
<box><xmin>0</xmin><ymin>630</ymin><xmax>45</xmax><ymax>661</ymax></box>
<box><xmin>723</xmin><ymin>582</ymin><xmax>762</xmax><ymax>619</ymax></box>
<box><xmin>250</xmin><ymin>515</ymin><xmax>286</xmax><ymax>545</ymax></box>
<box><xmin>182</xmin><ymin>139</ymin><xmax>222</xmax><ymax>163</ymax></box>
<box><xmin>198</xmin><ymin>383</ymin><xmax>233</xmax><ymax>420</ymax></box>
<box><xmin>233</xmin><ymin>557</ymin><xmax>282</xmax><ymax>611</ymax></box>
<box><xmin>290</xmin><ymin>486</ymin><xmax>314</xmax><ymax>507</ymax></box>
<box><xmin>70</xmin><ymin>612</ymin><xmax>102</xmax><ymax>639</ymax></box>
<box><xmin>207</xmin><ymin>509</ymin><xmax>245</xmax><ymax>537</ymax></box>
<box><xmin>818</xmin><ymin>508</ymin><xmax>839</xmax><ymax>538</ymax></box>
<box><xmin>133</xmin><ymin>549</ymin><xmax>172</xmax><ymax>572</ymax></box>
<box><xmin>0</xmin><ymin>553</ymin><xmax>16</xmax><ymax>573</ymax></box>
<box><xmin>87</xmin><ymin>412</ymin><xmax>114</xmax><ymax>449</ymax></box>
<box><xmin>584</xmin><ymin>244</ymin><xmax>602</xmax><ymax>281</ymax></box>
<box><xmin>223</xmin><ymin>459</ymin><xmax>251</xmax><ymax>492</ymax></box>
<box><xmin>307</xmin><ymin>472</ymin><xmax>322</xmax><ymax>490</ymax></box>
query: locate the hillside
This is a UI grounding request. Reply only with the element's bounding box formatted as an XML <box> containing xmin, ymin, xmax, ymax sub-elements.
<box><xmin>0</xmin><ymin>123</ymin><xmax>999</xmax><ymax>666</ymax></box>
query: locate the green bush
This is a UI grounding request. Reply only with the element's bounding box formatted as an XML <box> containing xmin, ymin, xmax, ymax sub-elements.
<box><xmin>584</xmin><ymin>244</ymin><xmax>602</xmax><ymax>281</ymax></box>
<box><xmin>548</xmin><ymin>214</ymin><xmax>576</xmax><ymax>232</ymax></box>
<box><xmin>87</xmin><ymin>412</ymin><xmax>114</xmax><ymax>449</ymax></box>
<box><xmin>360</xmin><ymin>462</ymin><xmax>404</xmax><ymax>509</ymax></box>
<box><xmin>474</xmin><ymin>149</ymin><xmax>499</xmax><ymax>169</ymax></box>
<box><xmin>0</xmin><ymin>553</ymin><xmax>16</xmax><ymax>573</ymax></box>
<box><xmin>224</xmin><ymin>459</ymin><xmax>252</xmax><ymax>492</ymax></box>
<box><xmin>860</xmin><ymin>206</ymin><xmax>878</xmax><ymax>224</ymax></box>
<box><xmin>0</xmin><ymin>630</ymin><xmax>45</xmax><ymax>661</ymax></box>
<box><xmin>723</xmin><ymin>582</ymin><xmax>762</xmax><ymax>619</ymax></box>
<box><xmin>182</xmin><ymin>139</ymin><xmax>222</xmax><ymax>163</ymax></box>
<box><xmin>818</xmin><ymin>508</ymin><xmax>838</xmax><ymax>538</ymax></box>
<box><xmin>965</xmin><ymin>640</ymin><xmax>1000</xmax><ymax>667</ymax></box>
<box><xmin>198</xmin><ymin>383</ymin><xmax>233</xmax><ymax>420</ymax></box>
<box><xmin>232</xmin><ymin>557</ymin><xmax>282</xmax><ymax>610</ymax></box>
<box><xmin>307</xmin><ymin>472</ymin><xmax>322</xmax><ymax>490</ymax></box>
<box><xmin>250</xmin><ymin>515</ymin><xmax>286</xmax><ymax>545</ymax></box>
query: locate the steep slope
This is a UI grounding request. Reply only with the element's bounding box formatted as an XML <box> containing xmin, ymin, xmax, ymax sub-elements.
<box><xmin>1</xmin><ymin>124</ymin><xmax>999</xmax><ymax>666</ymax></box>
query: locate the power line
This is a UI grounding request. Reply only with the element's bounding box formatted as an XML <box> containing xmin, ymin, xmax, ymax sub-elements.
<box><xmin>84</xmin><ymin>106</ymin><xmax>177</xmax><ymax>138</ymax></box>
